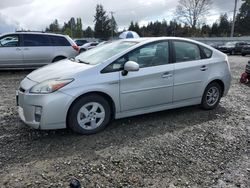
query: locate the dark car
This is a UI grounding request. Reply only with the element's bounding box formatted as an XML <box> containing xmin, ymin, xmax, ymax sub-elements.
<box><xmin>241</xmin><ymin>44</ymin><xmax>250</xmax><ymax>56</ymax></box>
<box><xmin>246</xmin><ymin>61</ymin><xmax>250</xmax><ymax>77</ymax></box>
<box><xmin>217</xmin><ymin>41</ymin><xmax>248</xmax><ymax>55</ymax></box>
<box><xmin>206</xmin><ymin>42</ymin><xmax>224</xmax><ymax>49</ymax></box>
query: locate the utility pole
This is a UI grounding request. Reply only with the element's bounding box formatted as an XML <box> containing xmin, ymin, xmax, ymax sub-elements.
<box><xmin>110</xmin><ymin>11</ymin><xmax>115</xmax><ymax>39</ymax></box>
<box><xmin>230</xmin><ymin>0</ymin><xmax>238</xmax><ymax>37</ymax></box>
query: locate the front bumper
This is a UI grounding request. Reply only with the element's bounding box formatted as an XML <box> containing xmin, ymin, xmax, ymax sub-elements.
<box><xmin>17</xmin><ymin>89</ymin><xmax>73</xmax><ymax>130</ymax></box>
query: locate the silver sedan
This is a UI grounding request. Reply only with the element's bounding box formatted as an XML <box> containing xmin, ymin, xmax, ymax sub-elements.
<box><xmin>17</xmin><ymin>37</ymin><xmax>231</xmax><ymax>134</ymax></box>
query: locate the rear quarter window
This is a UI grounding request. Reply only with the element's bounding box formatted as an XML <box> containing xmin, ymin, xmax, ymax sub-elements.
<box><xmin>201</xmin><ymin>46</ymin><xmax>213</xmax><ymax>58</ymax></box>
<box><xmin>49</xmin><ymin>36</ymin><xmax>71</xmax><ymax>46</ymax></box>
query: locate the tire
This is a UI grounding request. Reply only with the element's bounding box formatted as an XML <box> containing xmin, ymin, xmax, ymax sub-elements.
<box><xmin>67</xmin><ymin>95</ymin><xmax>111</xmax><ymax>134</ymax></box>
<box><xmin>242</xmin><ymin>53</ymin><xmax>246</xmax><ymax>56</ymax></box>
<box><xmin>231</xmin><ymin>50</ymin><xmax>235</xmax><ymax>55</ymax></box>
<box><xmin>52</xmin><ymin>56</ymin><xmax>66</xmax><ymax>62</ymax></box>
<box><xmin>201</xmin><ymin>82</ymin><xmax>222</xmax><ymax>110</ymax></box>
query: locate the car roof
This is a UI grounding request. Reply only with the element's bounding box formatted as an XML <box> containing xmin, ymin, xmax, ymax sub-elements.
<box><xmin>119</xmin><ymin>37</ymin><xmax>211</xmax><ymax>47</ymax></box>
<box><xmin>119</xmin><ymin>37</ymin><xmax>202</xmax><ymax>43</ymax></box>
<box><xmin>1</xmin><ymin>32</ymin><xmax>68</xmax><ymax>38</ymax></box>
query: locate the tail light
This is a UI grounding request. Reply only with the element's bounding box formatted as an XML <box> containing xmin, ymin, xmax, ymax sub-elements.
<box><xmin>72</xmin><ymin>45</ymin><xmax>80</xmax><ymax>52</ymax></box>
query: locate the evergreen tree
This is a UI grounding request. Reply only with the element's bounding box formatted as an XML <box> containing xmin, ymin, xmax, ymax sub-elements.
<box><xmin>128</xmin><ymin>21</ymin><xmax>135</xmax><ymax>31</ymax></box>
<box><xmin>46</xmin><ymin>19</ymin><xmax>60</xmax><ymax>33</ymax></box>
<box><xmin>236</xmin><ymin>0</ymin><xmax>250</xmax><ymax>35</ymax></box>
<box><xmin>110</xmin><ymin>14</ymin><xmax>118</xmax><ymax>38</ymax></box>
<box><xmin>75</xmin><ymin>18</ymin><xmax>83</xmax><ymax>38</ymax></box>
<box><xmin>218</xmin><ymin>13</ymin><xmax>230</xmax><ymax>37</ymax></box>
<box><xmin>211</xmin><ymin>22</ymin><xmax>219</xmax><ymax>36</ymax></box>
<box><xmin>94</xmin><ymin>4</ymin><xmax>111</xmax><ymax>39</ymax></box>
<box><xmin>84</xmin><ymin>26</ymin><xmax>94</xmax><ymax>38</ymax></box>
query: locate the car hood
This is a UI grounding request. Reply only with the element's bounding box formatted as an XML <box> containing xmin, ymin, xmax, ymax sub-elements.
<box><xmin>27</xmin><ymin>59</ymin><xmax>93</xmax><ymax>83</ymax></box>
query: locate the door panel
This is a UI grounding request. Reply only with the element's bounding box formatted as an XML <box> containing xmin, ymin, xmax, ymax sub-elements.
<box><xmin>173</xmin><ymin>59</ymin><xmax>211</xmax><ymax>102</ymax></box>
<box><xmin>172</xmin><ymin>40</ymin><xmax>211</xmax><ymax>102</ymax></box>
<box><xmin>22</xmin><ymin>47</ymin><xmax>54</xmax><ymax>65</ymax></box>
<box><xmin>0</xmin><ymin>47</ymin><xmax>23</xmax><ymax>67</ymax></box>
<box><xmin>22</xmin><ymin>34</ymin><xmax>54</xmax><ymax>66</ymax></box>
<box><xmin>0</xmin><ymin>35</ymin><xmax>23</xmax><ymax>67</ymax></box>
<box><xmin>120</xmin><ymin>64</ymin><xmax>174</xmax><ymax>111</ymax></box>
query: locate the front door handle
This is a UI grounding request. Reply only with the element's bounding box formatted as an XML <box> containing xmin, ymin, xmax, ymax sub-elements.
<box><xmin>200</xmin><ymin>65</ymin><xmax>208</xmax><ymax>71</ymax></box>
<box><xmin>16</xmin><ymin>47</ymin><xmax>21</xmax><ymax>51</ymax></box>
<box><xmin>162</xmin><ymin>72</ymin><xmax>173</xmax><ymax>78</ymax></box>
<box><xmin>24</xmin><ymin>48</ymin><xmax>29</xmax><ymax>50</ymax></box>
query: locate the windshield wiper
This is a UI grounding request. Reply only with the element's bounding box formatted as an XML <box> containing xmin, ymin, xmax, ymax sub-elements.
<box><xmin>76</xmin><ymin>59</ymin><xmax>90</xmax><ymax>64</ymax></box>
<box><xmin>69</xmin><ymin>57</ymin><xmax>90</xmax><ymax>64</ymax></box>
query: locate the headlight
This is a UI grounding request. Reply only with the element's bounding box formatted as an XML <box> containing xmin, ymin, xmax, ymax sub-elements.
<box><xmin>29</xmin><ymin>79</ymin><xmax>74</xmax><ymax>94</ymax></box>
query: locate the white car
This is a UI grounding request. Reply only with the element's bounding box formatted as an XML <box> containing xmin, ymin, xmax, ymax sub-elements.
<box><xmin>17</xmin><ymin>37</ymin><xmax>231</xmax><ymax>134</ymax></box>
<box><xmin>79</xmin><ymin>42</ymin><xmax>99</xmax><ymax>53</ymax></box>
<box><xmin>0</xmin><ymin>32</ymin><xmax>79</xmax><ymax>69</ymax></box>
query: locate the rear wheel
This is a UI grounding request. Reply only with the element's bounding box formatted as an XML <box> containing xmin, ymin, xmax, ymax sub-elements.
<box><xmin>201</xmin><ymin>82</ymin><xmax>222</xmax><ymax>110</ymax></box>
<box><xmin>68</xmin><ymin>95</ymin><xmax>111</xmax><ymax>134</ymax></box>
<box><xmin>52</xmin><ymin>56</ymin><xmax>66</xmax><ymax>62</ymax></box>
<box><xmin>242</xmin><ymin>53</ymin><xmax>246</xmax><ymax>56</ymax></box>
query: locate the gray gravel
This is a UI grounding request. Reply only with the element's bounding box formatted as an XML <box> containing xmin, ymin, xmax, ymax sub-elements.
<box><xmin>0</xmin><ymin>56</ymin><xmax>249</xmax><ymax>188</ymax></box>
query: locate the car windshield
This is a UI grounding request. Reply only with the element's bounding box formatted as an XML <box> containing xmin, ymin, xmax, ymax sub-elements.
<box><xmin>225</xmin><ymin>42</ymin><xmax>237</xmax><ymax>47</ymax></box>
<box><xmin>76</xmin><ymin>40</ymin><xmax>138</xmax><ymax>65</ymax></box>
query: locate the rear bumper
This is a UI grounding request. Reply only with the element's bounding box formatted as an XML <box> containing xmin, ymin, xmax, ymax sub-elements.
<box><xmin>222</xmin><ymin>73</ymin><xmax>232</xmax><ymax>97</ymax></box>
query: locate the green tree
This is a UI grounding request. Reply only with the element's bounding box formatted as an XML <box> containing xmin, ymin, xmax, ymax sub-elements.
<box><xmin>218</xmin><ymin>13</ymin><xmax>230</xmax><ymax>36</ymax></box>
<box><xmin>236</xmin><ymin>0</ymin><xmax>250</xmax><ymax>35</ymax></box>
<box><xmin>84</xmin><ymin>26</ymin><xmax>94</xmax><ymax>38</ymax></box>
<box><xmin>110</xmin><ymin>14</ymin><xmax>118</xmax><ymax>38</ymax></box>
<box><xmin>75</xmin><ymin>18</ymin><xmax>83</xmax><ymax>38</ymax></box>
<box><xmin>211</xmin><ymin>22</ymin><xmax>219</xmax><ymax>36</ymax></box>
<box><xmin>94</xmin><ymin>4</ymin><xmax>111</xmax><ymax>39</ymax></box>
<box><xmin>46</xmin><ymin>19</ymin><xmax>60</xmax><ymax>33</ymax></box>
<box><xmin>128</xmin><ymin>21</ymin><xmax>135</xmax><ymax>31</ymax></box>
<box><xmin>201</xmin><ymin>24</ymin><xmax>211</xmax><ymax>37</ymax></box>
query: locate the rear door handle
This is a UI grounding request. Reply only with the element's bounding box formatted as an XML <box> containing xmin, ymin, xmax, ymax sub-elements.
<box><xmin>162</xmin><ymin>72</ymin><xmax>173</xmax><ymax>78</ymax></box>
<box><xmin>200</xmin><ymin>65</ymin><xmax>208</xmax><ymax>71</ymax></box>
<box><xmin>24</xmin><ymin>48</ymin><xmax>29</xmax><ymax>50</ymax></box>
<box><xmin>16</xmin><ymin>47</ymin><xmax>21</xmax><ymax>51</ymax></box>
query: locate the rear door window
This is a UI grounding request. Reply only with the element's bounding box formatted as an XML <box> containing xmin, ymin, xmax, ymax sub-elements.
<box><xmin>23</xmin><ymin>34</ymin><xmax>50</xmax><ymax>46</ymax></box>
<box><xmin>173</xmin><ymin>41</ymin><xmax>201</xmax><ymax>62</ymax></box>
<box><xmin>49</xmin><ymin>36</ymin><xmax>70</xmax><ymax>46</ymax></box>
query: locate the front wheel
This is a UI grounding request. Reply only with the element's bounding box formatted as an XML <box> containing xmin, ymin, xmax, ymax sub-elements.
<box><xmin>67</xmin><ymin>95</ymin><xmax>111</xmax><ymax>134</ymax></box>
<box><xmin>201</xmin><ymin>82</ymin><xmax>222</xmax><ymax>110</ymax></box>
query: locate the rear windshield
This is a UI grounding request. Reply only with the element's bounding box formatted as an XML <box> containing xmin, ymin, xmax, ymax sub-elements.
<box><xmin>76</xmin><ymin>41</ymin><xmax>138</xmax><ymax>65</ymax></box>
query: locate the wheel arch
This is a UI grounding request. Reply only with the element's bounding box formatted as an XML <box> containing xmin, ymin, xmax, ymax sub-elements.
<box><xmin>206</xmin><ymin>79</ymin><xmax>225</xmax><ymax>97</ymax></box>
<box><xmin>66</xmin><ymin>91</ymin><xmax>116</xmax><ymax>128</ymax></box>
<box><xmin>52</xmin><ymin>55</ymin><xmax>67</xmax><ymax>62</ymax></box>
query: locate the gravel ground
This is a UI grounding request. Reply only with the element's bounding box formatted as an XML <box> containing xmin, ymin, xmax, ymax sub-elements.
<box><xmin>0</xmin><ymin>56</ymin><xmax>249</xmax><ymax>188</ymax></box>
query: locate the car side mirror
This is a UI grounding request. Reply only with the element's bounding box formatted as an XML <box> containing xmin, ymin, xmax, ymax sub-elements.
<box><xmin>122</xmin><ymin>61</ymin><xmax>139</xmax><ymax>76</ymax></box>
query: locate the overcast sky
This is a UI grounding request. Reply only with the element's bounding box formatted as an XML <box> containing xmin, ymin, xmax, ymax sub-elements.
<box><xmin>0</xmin><ymin>0</ymin><xmax>242</xmax><ymax>34</ymax></box>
